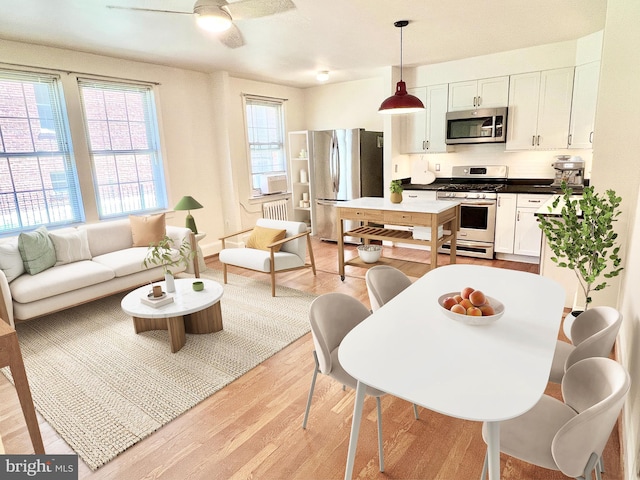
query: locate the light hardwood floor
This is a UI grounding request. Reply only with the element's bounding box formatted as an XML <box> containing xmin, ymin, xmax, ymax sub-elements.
<box><xmin>0</xmin><ymin>239</ymin><xmax>623</xmax><ymax>479</ymax></box>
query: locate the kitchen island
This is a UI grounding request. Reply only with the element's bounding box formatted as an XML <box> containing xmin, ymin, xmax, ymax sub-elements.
<box><xmin>336</xmin><ymin>197</ymin><xmax>461</xmax><ymax>280</ymax></box>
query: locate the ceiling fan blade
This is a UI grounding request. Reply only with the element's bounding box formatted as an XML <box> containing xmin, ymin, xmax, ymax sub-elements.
<box><xmin>107</xmin><ymin>5</ymin><xmax>192</xmax><ymax>15</ymax></box>
<box><xmin>223</xmin><ymin>0</ymin><xmax>295</xmax><ymax>20</ymax></box>
<box><xmin>218</xmin><ymin>25</ymin><xmax>245</xmax><ymax>49</ymax></box>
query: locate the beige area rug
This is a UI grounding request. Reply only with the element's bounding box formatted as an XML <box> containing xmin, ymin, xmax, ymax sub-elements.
<box><xmin>2</xmin><ymin>269</ymin><xmax>314</xmax><ymax>470</ymax></box>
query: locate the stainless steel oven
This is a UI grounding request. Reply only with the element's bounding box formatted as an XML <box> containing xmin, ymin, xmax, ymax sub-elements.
<box><xmin>436</xmin><ymin>165</ymin><xmax>507</xmax><ymax>259</ymax></box>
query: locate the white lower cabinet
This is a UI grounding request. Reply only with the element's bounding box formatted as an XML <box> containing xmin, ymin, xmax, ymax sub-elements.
<box><xmin>495</xmin><ymin>194</ymin><xmax>516</xmax><ymax>253</ymax></box>
<box><xmin>495</xmin><ymin>194</ymin><xmax>550</xmax><ymax>258</ymax></box>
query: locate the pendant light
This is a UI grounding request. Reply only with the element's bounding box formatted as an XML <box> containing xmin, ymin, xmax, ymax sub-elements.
<box><xmin>378</xmin><ymin>20</ymin><xmax>425</xmax><ymax>115</ymax></box>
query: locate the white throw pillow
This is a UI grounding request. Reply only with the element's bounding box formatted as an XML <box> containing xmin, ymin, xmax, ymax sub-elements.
<box><xmin>49</xmin><ymin>229</ymin><xmax>92</xmax><ymax>265</ymax></box>
<box><xmin>0</xmin><ymin>240</ymin><xmax>25</xmax><ymax>282</ymax></box>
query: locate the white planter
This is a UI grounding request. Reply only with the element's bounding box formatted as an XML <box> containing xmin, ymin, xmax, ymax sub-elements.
<box><xmin>164</xmin><ymin>273</ymin><xmax>176</xmax><ymax>293</ymax></box>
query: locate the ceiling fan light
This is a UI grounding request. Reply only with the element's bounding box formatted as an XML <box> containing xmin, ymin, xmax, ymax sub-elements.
<box><xmin>316</xmin><ymin>71</ymin><xmax>329</xmax><ymax>82</ymax></box>
<box><xmin>195</xmin><ymin>7</ymin><xmax>232</xmax><ymax>32</ymax></box>
<box><xmin>379</xmin><ymin>80</ymin><xmax>425</xmax><ymax>114</ymax></box>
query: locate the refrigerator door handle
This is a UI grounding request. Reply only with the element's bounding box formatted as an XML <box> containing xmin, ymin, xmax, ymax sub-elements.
<box><xmin>334</xmin><ymin>133</ymin><xmax>340</xmax><ymax>192</ymax></box>
<box><xmin>316</xmin><ymin>199</ymin><xmax>337</xmax><ymax>206</ymax></box>
<box><xmin>331</xmin><ymin>131</ymin><xmax>339</xmax><ymax>193</ymax></box>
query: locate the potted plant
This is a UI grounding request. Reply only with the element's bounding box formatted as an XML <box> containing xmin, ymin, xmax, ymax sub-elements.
<box><xmin>390</xmin><ymin>179</ymin><xmax>404</xmax><ymax>204</ymax></box>
<box><xmin>142</xmin><ymin>235</ymin><xmax>195</xmax><ymax>293</ymax></box>
<box><xmin>537</xmin><ymin>182</ymin><xmax>623</xmax><ymax>310</ymax></box>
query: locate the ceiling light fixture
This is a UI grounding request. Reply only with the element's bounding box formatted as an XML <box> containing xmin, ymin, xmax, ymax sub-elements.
<box><xmin>316</xmin><ymin>71</ymin><xmax>329</xmax><ymax>82</ymax></box>
<box><xmin>194</xmin><ymin>0</ymin><xmax>233</xmax><ymax>32</ymax></box>
<box><xmin>378</xmin><ymin>20</ymin><xmax>425</xmax><ymax>115</ymax></box>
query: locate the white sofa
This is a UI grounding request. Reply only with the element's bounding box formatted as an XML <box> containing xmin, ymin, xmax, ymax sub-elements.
<box><xmin>0</xmin><ymin>219</ymin><xmax>193</xmax><ymax>327</ymax></box>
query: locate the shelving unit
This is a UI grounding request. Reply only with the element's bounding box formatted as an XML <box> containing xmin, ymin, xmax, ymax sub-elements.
<box><xmin>287</xmin><ymin>130</ymin><xmax>313</xmax><ymax>232</ymax></box>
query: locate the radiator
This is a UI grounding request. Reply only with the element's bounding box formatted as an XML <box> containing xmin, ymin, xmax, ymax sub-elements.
<box><xmin>262</xmin><ymin>199</ymin><xmax>289</xmax><ymax>221</ymax></box>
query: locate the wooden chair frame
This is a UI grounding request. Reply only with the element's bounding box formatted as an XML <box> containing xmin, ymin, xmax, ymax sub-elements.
<box><xmin>219</xmin><ymin>227</ymin><xmax>316</xmax><ymax>296</ymax></box>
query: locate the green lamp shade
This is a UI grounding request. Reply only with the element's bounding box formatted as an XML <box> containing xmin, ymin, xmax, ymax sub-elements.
<box><xmin>174</xmin><ymin>196</ymin><xmax>203</xmax><ymax>233</ymax></box>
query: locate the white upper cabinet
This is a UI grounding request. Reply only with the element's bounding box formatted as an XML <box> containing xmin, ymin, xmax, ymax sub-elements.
<box><xmin>506</xmin><ymin>67</ymin><xmax>574</xmax><ymax>150</ymax></box>
<box><xmin>448</xmin><ymin>76</ymin><xmax>509</xmax><ymax>111</ymax></box>
<box><xmin>568</xmin><ymin>61</ymin><xmax>600</xmax><ymax>149</ymax></box>
<box><xmin>401</xmin><ymin>84</ymin><xmax>450</xmax><ymax>154</ymax></box>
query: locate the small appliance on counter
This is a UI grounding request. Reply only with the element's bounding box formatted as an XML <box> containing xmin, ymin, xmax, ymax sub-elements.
<box><xmin>551</xmin><ymin>155</ymin><xmax>584</xmax><ymax>187</ymax></box>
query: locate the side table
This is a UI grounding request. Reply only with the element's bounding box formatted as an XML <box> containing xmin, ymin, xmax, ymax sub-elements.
<box><xmin>0</xmin><ymin>320</ymin><xmax>45</xmax><ymax>454</ymax></box>
<box><xmin>186</xmin><ymin>232</ymin><xmax>207</xmax><ymax>276</ymax></box>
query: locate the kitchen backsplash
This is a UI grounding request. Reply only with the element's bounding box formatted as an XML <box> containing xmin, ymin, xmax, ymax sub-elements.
<box><xmin>397</xmin><ymin>144</ymin><xmax>593</xmax><ymax>181</ymax></box>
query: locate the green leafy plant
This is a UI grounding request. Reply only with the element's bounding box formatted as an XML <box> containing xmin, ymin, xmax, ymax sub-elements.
<box><xmin>142</xmin><ymin>235</ymin><xmax>195</xmax><ymax>276</ymax></box>
<box><xmin>390</xmin><ymin>179</ymin><xmax>404</xmax><ymax>194</ymax></box>
<box><xmin>537</xmin><ymin>182</ymin><xmax>623</xmax><ymax>309</ymax></box>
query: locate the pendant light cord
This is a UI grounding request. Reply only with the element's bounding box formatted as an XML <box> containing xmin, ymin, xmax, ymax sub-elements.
<box><xmin>399</xmin><ymin>24</ymin><xmax>403</xmax><ymax>81</ymax></box>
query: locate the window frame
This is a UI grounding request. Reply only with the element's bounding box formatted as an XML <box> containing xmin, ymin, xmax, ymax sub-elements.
<box><xmin>242</xmin><ymin>95</ymin><xmax>288</xmax><ymax>197</ymax></box>
<box><xmin>77</xmin><ymin>78</ymin><xmax>168</xmax><ymax>219</ymax></box>
<box><xmin>0</xmin><ymin>69</ymin><xmax>85</xmax><ymax>236</ymax></box>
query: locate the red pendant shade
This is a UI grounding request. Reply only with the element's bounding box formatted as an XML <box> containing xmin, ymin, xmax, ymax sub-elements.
<box><xmin>379</xmin><ymin>20</ymin><xmax>425</xmax><ymax>115</ymax></box>
<box><xmin>378</xmin><ymin>80</ymin><xmax>425</xmax><ymax>114</ymax></box>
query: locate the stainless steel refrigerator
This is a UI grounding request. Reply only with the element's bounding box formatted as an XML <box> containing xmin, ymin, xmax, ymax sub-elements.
<box><xmin>312</xmin><ymin>129</ymin><xmax>383</xmax><ymax>241</ymax></box>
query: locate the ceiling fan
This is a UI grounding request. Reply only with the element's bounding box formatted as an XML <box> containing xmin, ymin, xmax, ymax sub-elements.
<box><xmin>107</xmin><ymin>0</ymin><xmax>296</xmax><ymax>49</ymax></box>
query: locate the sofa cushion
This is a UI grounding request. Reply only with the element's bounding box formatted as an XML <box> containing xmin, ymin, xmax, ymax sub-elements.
<box><xmin>18</xmin><ymin>226</ymin><xmax>57</xmax><ymax>275</ymax></box>
<box><xmin>0</xmin><ymin>239</ymin><xmax>25</xmax><ymax>282</ymax></box>
<box><xmin>49</xmin><ymin>229</ymin><xmax>92</xmax><ymax>265</ymax></box>
<box><xmin>92</xmin><ymin>247</ymin><xmax>158</xmax><ymax>277</ymax></box>
<box><xmin>246</xmin><ymin>225</ymin><xmax>287</xmax><ymax>252</ymax></box>
<box><xmin>130</xmin><ymin>213</ymin><xmax>166</xmax><ymax>247</ymax></box>
<box><xmin>83</xmin><ymin>220</ymin><xmax>134</xmax><ymax>257</ymax></box>
<box><xmin>9</xmin><ymin>260</ymin><xmax>115</xmax><ymax>304</ymax></box>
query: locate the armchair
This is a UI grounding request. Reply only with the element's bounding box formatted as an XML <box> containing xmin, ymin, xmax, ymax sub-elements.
<box><xmin>218</xmin><ymin>218</ymin><xmax>316</xmax><ymax>296</ymax></box>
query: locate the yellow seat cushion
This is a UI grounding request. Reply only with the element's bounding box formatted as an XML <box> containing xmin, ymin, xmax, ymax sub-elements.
<box><xmin>246</xmin><ymin>226</ymin><xmax>287</xmax><ymax>252</ymax></box>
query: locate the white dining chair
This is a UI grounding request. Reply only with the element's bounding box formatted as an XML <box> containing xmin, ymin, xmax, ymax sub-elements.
<box><xmin>302</xmin><ymin>292</ymin><xmax>387</xmax><ymax>472</ymax></box>
<box><xmin>549</xmin><ymin>306</ymin><xmax>622</xmax><ymax>384</ymax></box>
<box><xmin>480</xmin><ymin>357</ymin><xmax>630</xmax><ymax>480</ymax></box>
<box><xmin>365</xmin><ymin>265</ymin><xmax>420</xmax><ymax>420</ymax></box>
<box><xmin>365</xmin><ymin>265</ymin><xmax>413</xmax><ymax>312</ymax></box>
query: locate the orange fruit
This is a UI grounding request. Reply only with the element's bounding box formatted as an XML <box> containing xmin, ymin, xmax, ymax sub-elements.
<box><xmin>461</xmin><ymin>287</ymin><xmax>474</xmax><ymax>299</ymax></box>
<box><xmin>469</xmin><ymin>290</ymin><xmax>486</xmax><ymax>306</ymax></box>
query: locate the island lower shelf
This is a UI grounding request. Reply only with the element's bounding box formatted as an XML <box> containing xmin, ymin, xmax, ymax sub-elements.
<box><xmin>344</xmin><ymin>225</ymin><xmax>454</xmax><ymax>249</ymax></box>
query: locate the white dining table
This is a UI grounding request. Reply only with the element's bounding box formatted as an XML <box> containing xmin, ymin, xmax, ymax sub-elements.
<box><xmin>339</xmin><ymin>264</ymin><xmax>565</xmax><ymax>480</ymax></box>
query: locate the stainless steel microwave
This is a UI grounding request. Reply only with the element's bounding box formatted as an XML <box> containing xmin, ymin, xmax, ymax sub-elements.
<box><xmin>445</xmin><ymin>107</ymin><xmax>507</xmax><ymax>144</ymax></box>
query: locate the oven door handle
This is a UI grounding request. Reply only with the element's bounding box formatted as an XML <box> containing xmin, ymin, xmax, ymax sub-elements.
<box><xmin>459</xmin><ymin>201</ymin><xmax>495</xmax><ymax>206</ymax></box>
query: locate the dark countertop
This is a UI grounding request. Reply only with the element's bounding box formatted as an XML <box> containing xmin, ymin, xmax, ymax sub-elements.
<box><xmin>401</xmin><ymin>177</ymin><xmax>586</xmax><ymax>195</ymax></box>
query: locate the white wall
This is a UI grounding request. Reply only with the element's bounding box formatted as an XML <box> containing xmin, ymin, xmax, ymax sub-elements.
<box><xmin>589</xmin><ymin>1</ymin><xmax>640</xmax><ymax>476</ymax></box>
<box><xmin>303</xmin><ymin>77</ymin><xmax>385</xmax><ymax>132</ymax></box>
<box><xmin>0</xmin><ymin>39</ymin><xmax>223</xmax><ymax>236</ymax></box>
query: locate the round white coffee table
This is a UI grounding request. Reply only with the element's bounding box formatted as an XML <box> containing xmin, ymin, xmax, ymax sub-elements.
<box><xmin>121</xmin><ymin>278</ymin><xmax>224</xmax><ymax>353</ymax></box>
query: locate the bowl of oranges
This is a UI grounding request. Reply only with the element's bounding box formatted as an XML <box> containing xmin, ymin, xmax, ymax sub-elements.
<box><xmin>438</xmin><ymin>287</ymin><xmax>504</xmax><ymax>326</ymax></box>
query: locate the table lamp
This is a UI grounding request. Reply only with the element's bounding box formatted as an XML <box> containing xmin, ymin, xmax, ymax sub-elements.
<box><xmin>174</xmin><ymin>196</ymin><xmax>204</xmax><ymax>233</ymax></box>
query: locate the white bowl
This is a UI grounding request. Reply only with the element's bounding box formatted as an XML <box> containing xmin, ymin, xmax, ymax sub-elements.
<box><xmin>357</xmin><ymin>244</ymin><xmax>382</xmax><ymax>263</ymax></box>
<box><xmin>437</xmin><ymin>292</ymin><xmax>505</xmax><ymax>326</ymax></box>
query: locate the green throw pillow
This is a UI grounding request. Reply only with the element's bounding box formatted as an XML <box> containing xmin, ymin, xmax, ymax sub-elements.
<box><xmin>18</xmin><ymin>226</ymin><xmax>57</xmax><ymax>275</ymax></box>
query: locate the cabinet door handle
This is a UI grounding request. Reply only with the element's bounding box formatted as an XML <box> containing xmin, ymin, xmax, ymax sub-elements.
<box><xmin>528</xmin><ymin>199</ymin><xmax>541</xmax><ymax>203</ymax></box>
<box><xmin>422</xmin><ymin>140</ymin><xmax>426</xmax><ymax>150</ymax></box>
<box><xmin>426</xmin><ymin>140</ymin><xmax>430</xmax><ymax>149</ymax></box>
<box><xmin>477</xmin><ymin>96</ymin><xmax>481</xmax><ymax>107</ymax></box>
<box><xmin>532</xmin><ymin>135</ymin><xmax>536</xmax><ymax>146</ymax></box>
<box><xmin>537</xmin><ymin>135</ymin><xmax>541</xmax><ymax>146</ymax></box>
<box><xmin>589</xmin><ymin>131</ymin><xmax>594</xmax><ymax>144</ymax></box>
<box><xmin>517</xmin><ymin>211</ymin><xmax>520</xmax><ymax>221</ymax></box>
<box><xmin>568</xmin><ymin>134</ymin><xmax>572</xmax><ymax>145</ymax></box>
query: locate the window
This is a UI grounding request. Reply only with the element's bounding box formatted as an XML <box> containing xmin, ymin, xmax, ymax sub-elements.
<box><xmin>244</xmin><ymin>95</ymin><xmax>287</xmax><ymax>194</ymax></box>
<box><xmin>78</xmin><ymin>79</ymin><xmax>167</xmax><ymax>218</ymax></box>
<box><xmin>0</xmin><ymin>70</ymin><xmax>84</xmax><ymax>235</ymax></box>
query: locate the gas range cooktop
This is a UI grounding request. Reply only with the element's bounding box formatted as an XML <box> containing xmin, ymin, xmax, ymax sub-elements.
<box><xmin>436</xmin><ymin>165</ymin><xmax>508</xmax><ymax>199</ymax></box>
<box><xmin>437</xmin><ymin>183</ymin><xmax>506</xmax><ymax>192</ymax></box>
